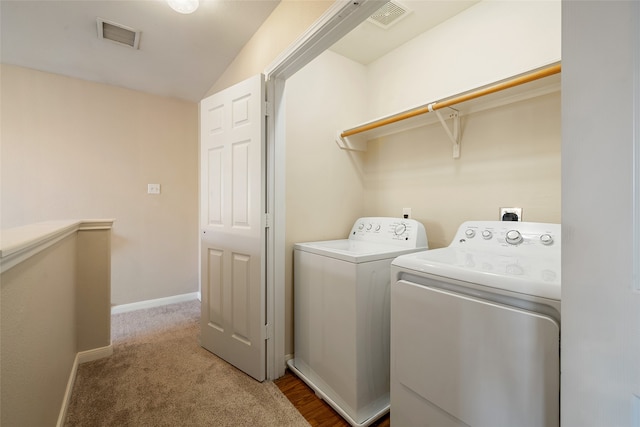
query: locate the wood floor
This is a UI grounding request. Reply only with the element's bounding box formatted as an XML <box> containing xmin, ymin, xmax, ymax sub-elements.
<box><xmin>275</xmin><ymin>370</ymin><xmax>391</xmax><ymax>427</ymax></box>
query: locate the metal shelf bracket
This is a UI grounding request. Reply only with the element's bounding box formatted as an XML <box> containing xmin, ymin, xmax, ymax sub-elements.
<box><xmin>429</xmin><ymin>105</ymin><xmax>460</xmax><ymax>159</ymax></box>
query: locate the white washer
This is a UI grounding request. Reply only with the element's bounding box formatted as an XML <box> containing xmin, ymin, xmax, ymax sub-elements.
<box><xmin>390</xmin><ymin>221</ymin><xmax>561</xmax><ymax>427</ymax></box>
<box><xmin>288</xmin><ymin>217</ymin><xmax>428</xmax><ymax>427</ymax></box>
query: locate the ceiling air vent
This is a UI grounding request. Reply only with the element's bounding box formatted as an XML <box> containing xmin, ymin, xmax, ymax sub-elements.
<box><xmin>97</xmin><ymin>18</ymin><xmax>141</xmax><ymax>49</ymax></box>
<box><xmin>367</xmin><ymin>0</ymin><xmax>412</xmax><ymax>30</ymax></box>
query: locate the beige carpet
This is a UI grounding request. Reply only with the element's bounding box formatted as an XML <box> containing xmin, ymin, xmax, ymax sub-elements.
<box><xmin>65</xmin><ymin>300</ymin><xmax>310</xmax><ymax>427</ymax></box>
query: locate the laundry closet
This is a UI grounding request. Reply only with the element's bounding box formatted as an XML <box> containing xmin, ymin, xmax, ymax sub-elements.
<box><xmin>283</xmin><ymin>0</ymin><xmax>561</xmax><ymax>355</ymax></box>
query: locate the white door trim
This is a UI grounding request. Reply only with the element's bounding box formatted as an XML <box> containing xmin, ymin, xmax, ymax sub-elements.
<box><xmin>265</xmin><ymin>0</ymin><xmax>384</xmax><ymax>80</ymax></box>
<box><xmin>263</xmin><ymin>0</ymin><xmax>384</xmax><ymax>379</ymax></box>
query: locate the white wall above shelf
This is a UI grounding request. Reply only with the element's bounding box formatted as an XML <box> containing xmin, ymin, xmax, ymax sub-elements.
<box><xmin>335</xmin><ymin>63</ymin><xmax>561</xmax><ymax>158</ymax></box>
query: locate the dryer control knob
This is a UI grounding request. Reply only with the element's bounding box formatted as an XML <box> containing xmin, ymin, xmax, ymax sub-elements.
<box><xmin>540</xmin><ymin>234</ymin><xmax>554</xmax><ymax>245</ymax></box>
<box><xmin>505</xmin><ymin>230</ymin><xmax>523</xmax><ymax>245</ymax></box>
<box><xmin>394</xmin><ymin>223</ymin><xmax>407</xmax><ymax>236</ymax></box>
<box><xmin>465</xmin><ymin>229</ymin><xmax>476</xmax><ymax>238</ymax></box>
<box><xmin>481</xmin><ymin>230</ymin><xmax>493</xmax><ymax>240</ymax></box>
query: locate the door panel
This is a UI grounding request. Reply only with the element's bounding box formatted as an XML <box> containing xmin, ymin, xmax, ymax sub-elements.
<box><xmin>200</xmin><ymin>74</ymin><xmax>266</xmax><ymax>381</ymax></box>
<box><xmin>206</xmin><ymin>148</ymin><xmax>223</xmax><ymax>225</ymax></box>
<box><xmin>205</xmin><ymin>248</ymin><xmax>224</xmax><ymax>330</ymax></box>
<box><xmin>231</xmin><ymin>140</ymin><xmax>251</xmax><ymax>227</ymax></box>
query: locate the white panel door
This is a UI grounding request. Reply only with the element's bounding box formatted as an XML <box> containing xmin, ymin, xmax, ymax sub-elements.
<box><xmin>200</xmin><ymin>74</ymin><xmax>266</xmax><ymax>381</ymax></box>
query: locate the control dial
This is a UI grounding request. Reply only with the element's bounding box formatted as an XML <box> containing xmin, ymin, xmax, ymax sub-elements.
<box><xmin>394</xmin><ymin>223</ymin><xmax>407</xmax><ymax>236</ymax></box>
<box><xmin>481</xmin><ymin>230</ymin><xmax>493</xmax><ymax>240</ymax></box>
<box><xmin>366</xmin><ymin>223</ymin><xmax>372</xmax><ymax>231</ymax></box>
<box><xmin>540</xmin><ymin>234</ymin><xmax>554</xmax><ymax>246</ymax></box>
<box><xmin>505</xmin><ymin>230</ymin><xmax>523</xmax><ymax>245</ymax></box>
<box><xmin>465</xmin><ymin>229</ymin><xmax>476</xmax><ymax>238</ymax></box>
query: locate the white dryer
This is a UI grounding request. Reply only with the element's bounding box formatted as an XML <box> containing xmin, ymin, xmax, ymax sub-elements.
<box><xmin>289</xmin><ymin>217</ymin><xmax>428</xmax><ymax>427</ymax></box>
<box><xmin>390</xmin><ymin>221</ymin><xmax>561</xmax><ymax>427</ymax></box>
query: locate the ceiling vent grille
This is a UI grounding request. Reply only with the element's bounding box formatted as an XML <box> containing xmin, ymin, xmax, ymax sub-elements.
<box><xmin>367</xmin><ymin>1</ymin><xmax>412</xmax><ymax>29</ymax></box>
<box><xmin>97</xmin><ymin>18</ymin><xmax>141</xmax><ymax>49</ymax></box>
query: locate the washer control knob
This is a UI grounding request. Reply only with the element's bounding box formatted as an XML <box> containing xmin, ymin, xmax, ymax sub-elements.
<box><xmin>375</xmin><ymin>224</ymin><xmax>381</xmax><ymax>232</ymax></box>
<box><xmin>358</xmin><ymin>223</ymin><xmax>364</xmax><ymax>231</ymax></box>
<box><xmin>505</xmin><ymin>230</ymin><xmax>523</xmax><ymax>245</ymax></box>
<box><xmin>366</xmin><ymin>223</ymin><xmax>372</xmax><ymax>231</ymax></box>
<box><xmin>394</xmin><ymin>223</ymin><xmax>407</xmax><ymax>236</ymax></box>
<box><xmin>465</xmin><ymin>229</ymin><xmax>476</xmax><ymax>238</ymax></box>
<box><xmin>481</xmin><ymin>230</ymin><xmax>493</xmax><ymax>240</ymax></box>
<box><xmin>540</xmin><ymin>234</ymin><xmax>554</xmax><ymax>246</ymax></box>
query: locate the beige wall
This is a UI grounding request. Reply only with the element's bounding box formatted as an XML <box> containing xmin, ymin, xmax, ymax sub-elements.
<box><xmin>1</xmin><ymin>221</ymin><xmax>113</xmax><ymax>426</ymax></box>
<box><xmin>2</xmin><ymin>233</ymin><xmax>78</xmax><ymax>426</ymax></box>
<box><xmin>1</xmin><ymin>64</ymin><xmax>199</xmax><ymax>305</ymax></box>
<box><xmin>363</xmin><ymin>92</ymin><xmax>561</xmax><ymax>249</ymax></box>
<box><xmin>76</xmin><ymin>227</ymin><xmax>112</xmax><ymax>351</ymax></box>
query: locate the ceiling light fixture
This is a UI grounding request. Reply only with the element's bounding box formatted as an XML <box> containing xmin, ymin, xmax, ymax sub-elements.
<box><xmin>167</xmin><ymin>0</ymin><xmax>199</xmax><ymax>14</ymax></box>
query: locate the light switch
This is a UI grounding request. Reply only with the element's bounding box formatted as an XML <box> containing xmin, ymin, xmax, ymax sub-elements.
<box><xmin>148</xmin><ymin>184</ymin><xmax>161</xmax><ymax>194</ymax></box>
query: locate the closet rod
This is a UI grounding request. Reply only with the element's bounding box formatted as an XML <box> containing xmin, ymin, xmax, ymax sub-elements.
<box><xmin>340</xmin><ymin>63</ymin><xmax>561</xmax><ymax>138</ymax></box>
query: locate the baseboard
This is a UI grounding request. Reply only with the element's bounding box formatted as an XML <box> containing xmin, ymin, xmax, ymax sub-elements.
<box><xmin>57</xmin><ymin>344</ymin><xmax>113</xmax><ymax>427</ymax></box>
<box><xmin>111</xmin><ymin>292</ymin><xmax>199</xmax><ymax>314</ymax></box>
<box><xmin>78</xmin><ymin>343</ymin><xmax>113</xmax><ymax>364</ymax></box>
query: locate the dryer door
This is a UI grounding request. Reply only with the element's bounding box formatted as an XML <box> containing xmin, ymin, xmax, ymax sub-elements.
<box><xmin>391</xmin><ymin>279</ymin><xmax>559</xmax><ymax>427</ymax></box>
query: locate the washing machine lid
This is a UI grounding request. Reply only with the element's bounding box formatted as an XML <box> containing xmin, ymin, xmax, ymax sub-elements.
<box><xmin>392</xmin><ymin>221</ymin><xmax>561</xmax><ymax>301</ymax></box>
<box><xmin>392</xmin><ymin>247</ymin><xmax>560</xmax><ymax>301</ymax></box>
<box><xmin>295</xmin><ymin>239</ymin><xmax>427</xmax><ymax>263</ymax></box>
<box><xmin>293</xmin><ymin>217</ymin><xmax>429</xmax><ymax>263</ymax></box>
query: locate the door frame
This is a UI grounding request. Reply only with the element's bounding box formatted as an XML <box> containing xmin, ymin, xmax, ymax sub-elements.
<box><xmin>263</xmin><ymin>0</ymin><xmax>384</xmax><ymax>379</ymax></box>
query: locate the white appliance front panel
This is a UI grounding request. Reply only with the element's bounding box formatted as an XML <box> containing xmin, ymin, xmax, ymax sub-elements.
<box><xmin>391</xmin><ymin>279</ymin><xmax>560</xmax><ymax>427</ymax></box>
<box><xmin>294</xmin><ymin>249</ymin><xmax>391</xmax><ymax>424</ymax></box>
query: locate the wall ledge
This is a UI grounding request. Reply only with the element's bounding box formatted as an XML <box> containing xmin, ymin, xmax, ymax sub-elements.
<box><xmin>0</xmin><ymin>219</ymin><xmax>115</xmax><ymax>273</ymax></box>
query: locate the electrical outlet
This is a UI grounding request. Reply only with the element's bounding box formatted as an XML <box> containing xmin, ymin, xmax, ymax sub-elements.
<box><xmin>147</xmin><ymin>184</ymin><xmax>161</xmax><ymax>194</ymax></box>
<box><xmin>500</xmin><ymin>207</ymin><xmax>522</xmax><ymax>221</ymax></box>
<box><xmin>402</xmin><ymin>208</ymin><xmax>412</xmax><ymax>219</ymax></box>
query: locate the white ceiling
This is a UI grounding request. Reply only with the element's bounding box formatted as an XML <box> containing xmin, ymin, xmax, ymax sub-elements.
<box><xmin>0</xmin><ymin>0</ymin><xmax>478</xmax><ymax>103</ymax></box>
<box><xmin>331</xmin><ymin>0</ymin><xmax>479</xmax><ymax>65</ymax></box>
<box><xmin>0</xmin><ymin>0</ymin><xmax>280</xmax><ymax>102</ymax></box>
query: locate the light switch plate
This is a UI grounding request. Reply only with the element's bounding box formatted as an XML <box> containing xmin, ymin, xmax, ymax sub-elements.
<box><xmin>148</xmin><ymin>184</ymin><xmax>161</xmax><ymax>194</ymax></box>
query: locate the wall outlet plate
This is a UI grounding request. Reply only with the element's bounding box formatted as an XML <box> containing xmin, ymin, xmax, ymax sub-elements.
<box><xmin>500</xmin><ymin>207</ymin><xmax>522</xmax><ymax>221</ymax></box>
<box><xmin>402</xmin><ymin>207</ymin><xmax>412</xmax><ymax>219</ymax></box>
